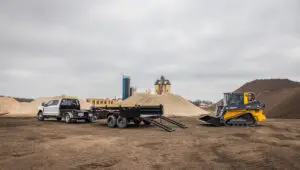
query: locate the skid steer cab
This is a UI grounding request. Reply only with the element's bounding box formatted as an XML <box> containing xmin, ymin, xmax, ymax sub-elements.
<box><xmin>200</xmin><ymin>92</ymin><xmax>266</xmax><ymax>127</ymax></box>
<box><xmin>37</xmin><ymin>98</ymin><xmax>96</xmax><ymax>123</ymax></box>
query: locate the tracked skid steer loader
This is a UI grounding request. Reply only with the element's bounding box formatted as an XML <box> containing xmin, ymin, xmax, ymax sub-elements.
<box><xmin>199</xmin><ymin>92</ymin><xmax>266</xmax><ymax>127</ymax></box>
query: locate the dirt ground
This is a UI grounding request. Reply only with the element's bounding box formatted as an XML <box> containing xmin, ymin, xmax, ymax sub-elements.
<box><xmin>0</xmin><ymin>117</ymin><xmax>300</xmax><ymax>170</ymax></box>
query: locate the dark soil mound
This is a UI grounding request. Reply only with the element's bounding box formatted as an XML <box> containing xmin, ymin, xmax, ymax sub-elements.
<box><xmin>235</xmin><ymin>79</ymin><xmax>300</xmax><ymax>93</ymax></box>
<box><xmin>271</xmin><ymin>88</ymin><xmax>300</xmax><ymax>118</ymax></box>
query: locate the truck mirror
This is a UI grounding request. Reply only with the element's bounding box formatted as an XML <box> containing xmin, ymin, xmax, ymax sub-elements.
<box><xmin>41</xmin><ymin>102</ymin><xmax>45</xmax><ymax>106</ymax></box>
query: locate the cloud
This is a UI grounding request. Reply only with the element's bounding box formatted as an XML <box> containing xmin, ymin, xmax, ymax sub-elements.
<box><xmin>0</xmin><ymin>0</ymin><xmax>299</xmax><ymax>102</ymax></box>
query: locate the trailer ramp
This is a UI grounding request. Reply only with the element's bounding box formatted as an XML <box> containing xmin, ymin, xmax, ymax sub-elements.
<box><xmin>161</xmin><ymin>116</ymin><xmax>187</xmax><ymax>128</ymax></box>
<box><xmin>142</xmin><ymin>118</ymin><xmax>175</xmax><ymax>132</ymax></box>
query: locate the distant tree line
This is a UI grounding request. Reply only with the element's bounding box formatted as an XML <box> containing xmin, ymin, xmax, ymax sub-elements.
<box><xmin>189</xmin><ymin>100</ymin><xmax>213</xmax><ymax>106</ymax></box>
<box><xmin>0</xmin><ymin>95</ymin><xmax>34</xmax><ymax>102</ymax></box>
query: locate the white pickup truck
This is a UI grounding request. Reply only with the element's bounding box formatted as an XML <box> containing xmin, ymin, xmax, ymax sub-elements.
<box><xmin>37</xmin><ymin>98</ymin><xmax>95</xmax><ymax>123</ymax></box>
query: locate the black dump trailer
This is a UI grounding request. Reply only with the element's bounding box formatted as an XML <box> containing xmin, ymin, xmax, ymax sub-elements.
<box><xmin>91</xmin><ymin>105</ymin><xmax>187</xmax><ymax>132</ymax></box>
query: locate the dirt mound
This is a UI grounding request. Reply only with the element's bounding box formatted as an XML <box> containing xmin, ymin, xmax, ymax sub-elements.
<box><xmin>268</xmin><ymin>87</ymin><xmax>300</xmax><ymax>118</ymax></box>
<box><xmin>218</xmin><ymin>79</ymin><xmax>300</xmax><ymax>118</ymax></box>
<box><xmin>235</xmin><ymin>79</ymin><xmax>300</xmax><ymax>93</ymax></box>
<box><xmin>122</xmin><ymin>93</ymin><xmax>208</xmax><ymax>117</ymax></box>
<box><xmin>0</xmin><ymin>97</ymin><xmax>20</xmax><ymax>114</ymax></box>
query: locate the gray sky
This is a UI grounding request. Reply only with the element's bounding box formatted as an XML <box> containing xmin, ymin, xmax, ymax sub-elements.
<box><xmin>0</xmin><ymin>0</ymin><xmax>300</xmax><ymax>102</ymax></box>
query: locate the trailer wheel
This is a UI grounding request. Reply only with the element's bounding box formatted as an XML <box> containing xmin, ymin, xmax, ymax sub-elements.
<box><xmin>56</xmin><ymin>117</ymin><xmax>62</xmax><ymax>121</ymax></box>
<box><xmin>143</xmin><ymin>120</ymin><xmax>151</xmax><ymax>125</ymax></box>
<box><xmin>117</xmin><ymin>116</ymin><xmax>128</xmax><ymax>128</ymax></box>
<box><xmin>107</xmin><ymin>115</ymin><xmax>117</xmax><ymax>128</ymax></box>
<box><xmin>133</xmin><ymin>119</ymin><xmax>141</xmax><ymax>126</ymax></box>
<box><xmin>65</xmin><ymin>114</ymin><xmax>71</xmax><ymax>124</ymax></box>
<box><xmin>37</xmin><ymin>111</ymin><xmax>44</xmax><ymax>121</ymax></box>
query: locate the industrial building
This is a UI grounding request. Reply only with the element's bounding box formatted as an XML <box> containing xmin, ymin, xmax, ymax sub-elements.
<box><xmin>154</xmin><ymin>76</ymin><xmax>171</xmax><ymax>95</ymax></box>
<box><xmin>122</xmin><ymin>75</ymin><xmax>131</xmax><ymax>100</ymax></box>
<box><xmin>130</xmin><ymin>87</ymin><xmax>137</xmax><ymax>96</ymax></box>
<box><xmin>86</xmin><ymin>75</ymin><xmax>171</xmax><ymax>106</ymax></box>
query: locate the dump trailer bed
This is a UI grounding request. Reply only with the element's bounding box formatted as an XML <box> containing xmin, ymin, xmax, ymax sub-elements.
<box><xmin>92</xmin><ymin>105</ymin><xmax>164</xmax><ymax>119</ymax></box>
<box><xmin>91</xmin><ymin>105</ymin><xmax>187</xmax><ymax>132</ymax></box>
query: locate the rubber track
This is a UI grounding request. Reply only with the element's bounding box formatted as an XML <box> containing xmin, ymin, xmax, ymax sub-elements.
<box><xmin>161</xmin><ymin>116</ymin><xmax>187</xmax><ymax>128</ymax></box>
<box><xmin>224</xmin><ymin>114</ymin><xmax>257</xmax><ymax>127</ymax></box>
<box><xmin>142</xmin><ymin>118</ymin><xmax>175</xmax><ymax>132</ymax></box>
<box><xmin>225</xmin><ymin>121</ymin><xmax>256</xmax><ymax>127</ymax></box>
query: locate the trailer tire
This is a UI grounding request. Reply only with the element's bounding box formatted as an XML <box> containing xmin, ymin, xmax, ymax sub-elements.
<box><xmin>56</xmin><ymin>117</ymin><xmax>62</xmax><ymax>121</ymax></box>
<box><xmin>133</xmin><ymin>119</ymin><xmax>141</xmax><ymax>126</ymax></box>
<box><xmin>37</xmin><ymin>111</ymin><xmax>44</xmax><ymax>121</ymax></box>
<box><xmin>107</xmin><ymin>115</ymin><xmax>117</xmax><ymax>128</ymax></box>
<box><xmin>117</xmin><ymin>116</ymin><xmax>128</xmax><ymax>128</ymax></box>
<box><xmin>143</xmin><ymin>120</ymin><xmax>151</xmax><ymax>125</ymax></box>
<box><xmin>65</xmin><ymin>113</ymin><xmax>71</xmax><ymax>124</ymax></box>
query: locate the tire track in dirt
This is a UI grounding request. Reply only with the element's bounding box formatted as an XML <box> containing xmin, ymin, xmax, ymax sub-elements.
<box><xmin>75</xmin><ymin>158</ymin><xmax>120</xmax><ymax>169</ymax></box>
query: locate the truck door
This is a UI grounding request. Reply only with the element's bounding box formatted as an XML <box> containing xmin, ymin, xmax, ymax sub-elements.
<box><xmin>43</xmin><ymin>100</ymin><xmax>54</xmax><ymax>116</ymax></box>
<box><xmin>48</xmin><ymin>100</ymin><xmax>60</xmax><ymax>116</ymax></box>
<box><xmin>43</xmin><ymin>100</ymin><xmax>60</xmax><ymax>116</ymax></box>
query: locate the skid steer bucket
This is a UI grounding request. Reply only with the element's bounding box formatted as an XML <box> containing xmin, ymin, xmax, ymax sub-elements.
<box><xmin>199</xmin><ymin>115</ymin><xmax>223</xmax><ymax>126</ymax></box>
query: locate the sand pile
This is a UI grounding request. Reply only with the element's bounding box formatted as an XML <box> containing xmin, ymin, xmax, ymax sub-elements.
<box><xmin>0</xmin><ymin>97</ymin><xmax>20</xmax><ymax>114</ymax></box>
<box><xmin>213</xmin><ymin>79</ymin><xmax>300</xmax><ymax>119</ymax></box>
<box><xmin>122</xmin><ymin>93</ymin><xmax>208</xmax><ymax>117</ymax></box>
<box><xmin>1</xmin><ymin>95</ymin><xmax>92</xmax><ymax>117</ymax></box>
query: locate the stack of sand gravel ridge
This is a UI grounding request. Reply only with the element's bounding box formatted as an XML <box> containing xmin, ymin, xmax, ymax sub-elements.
<box><xmin>122</xmin><ymin>93</ymin><xmax>208</xmax><ymax>117</ymax></box>
<box><xmin>0</xmin><ymin>97</ymin><xmax>20</xmax><ymax>115</ymax></box>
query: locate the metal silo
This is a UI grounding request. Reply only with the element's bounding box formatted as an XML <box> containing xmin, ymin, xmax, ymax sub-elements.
<box><xmin>122</xmin><ymin>75</ymin><xmax>130</xmax><ymax>100</ymax></box>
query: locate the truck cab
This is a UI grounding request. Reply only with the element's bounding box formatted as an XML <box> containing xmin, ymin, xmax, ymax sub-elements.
<box><xmin>37</xmin><ymin>98</ymin><xmax>95</xmax><ymax>123</ymax></box>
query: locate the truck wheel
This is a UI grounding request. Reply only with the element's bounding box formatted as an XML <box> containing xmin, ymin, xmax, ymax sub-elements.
<box><xmin>85</xmin><ymin>117</ymin><xmax>93</xmax><ymax>123</ymax></box>
<box><xmin>143</xmin><ymin>120</ymin><xmax>151</xmax><ymax>125</ymax></box>
<box><xmin>117</xmin><ymin>116</ymin><xmax>128</xmax><ymax>128</ymax></box>
<box><xmin>65</xmin><ymin>114</ymin><xmax>71</xmax><ymax>124</ymax></box>
<box><xmin>37</xmin><ymin>111</ymin><xmax>44</xmax><ymax>121</ymax></box>
<box><xmin>107</xmin><ymin>115</ymin><xmax>117</xmax><ymax>128</ymax></box>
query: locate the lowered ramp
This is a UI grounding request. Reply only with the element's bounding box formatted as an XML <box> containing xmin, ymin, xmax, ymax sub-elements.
<box><xmin>161</xmin><ymin>116</ymin><xmax>187</xmax><ymax>128</ymax></box>
<box><xmin>142</xmin><ymin>117</ymin><xmax>175</xmax><ymax>132</ymax></box>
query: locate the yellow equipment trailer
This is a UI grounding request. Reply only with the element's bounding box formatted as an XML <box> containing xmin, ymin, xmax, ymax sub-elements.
<box><xmin>200</xmin><ymin>92</ymin><xmax>266</xmax><ymax>126</ymax></box>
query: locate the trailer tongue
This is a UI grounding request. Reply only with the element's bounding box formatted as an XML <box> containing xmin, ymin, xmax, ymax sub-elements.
<box><xmin>92</xmin><ymin>105</ymin><xmax>187</xmax><ymax>132</ymax></box>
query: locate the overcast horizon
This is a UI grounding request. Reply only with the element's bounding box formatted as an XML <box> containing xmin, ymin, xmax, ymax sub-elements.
<box><xmin>1</xmin><ymin>0</ymin><xmax>300</xmax><ymax>102</ymax></box>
